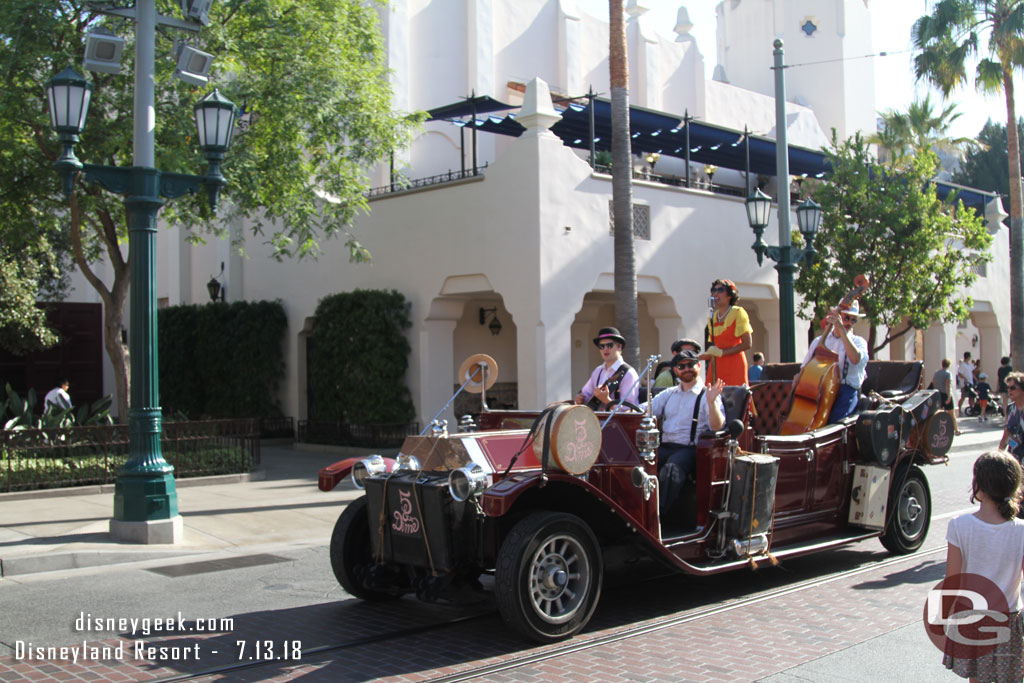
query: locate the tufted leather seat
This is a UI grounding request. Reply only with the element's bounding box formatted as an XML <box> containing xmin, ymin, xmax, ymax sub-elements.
<box><xmin>750</xmin><ymin>381</ymin><xmax>792</xmax><ymax>435</ymax></box>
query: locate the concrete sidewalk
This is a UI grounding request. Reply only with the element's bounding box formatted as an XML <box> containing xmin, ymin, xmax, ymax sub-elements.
<box><xmin>0</xmin><ymin>445</ymin><xmax>363</xmax><ymax>577</ymax></box>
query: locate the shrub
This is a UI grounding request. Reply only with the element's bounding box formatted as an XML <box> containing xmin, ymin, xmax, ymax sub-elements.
<box><xmin>311</xmin><ymin>289</ymin><xmax>414</xmax><ymax>424</ymax></box>
<box><xmin>159</xmin><ymin>300</ymin><xmax>287</xmax><ymax>418</ymax></box>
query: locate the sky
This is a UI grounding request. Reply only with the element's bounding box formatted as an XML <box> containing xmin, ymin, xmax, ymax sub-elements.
<box><xmin>575</xmin><ymin>0</ymin><xmax>1019</xmax><ymax>140</ymax></box>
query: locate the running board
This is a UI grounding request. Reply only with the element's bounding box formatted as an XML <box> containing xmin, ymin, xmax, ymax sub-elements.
<box><xmin>680</xmin><ymin>530</ymin><xmax>881</xmax><ymax>575</ymax></box>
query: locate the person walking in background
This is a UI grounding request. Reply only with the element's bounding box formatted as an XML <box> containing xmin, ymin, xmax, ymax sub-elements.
<box><xmin>702</xmin><ymin>279</ymin><xmax>752</xmax><ymax>386</ymax></box>
<box><xmin>1000</xmin><ymin>372</ymin><xmax>1024</xmax><ymax>463</ymax></box>
<box><xmin>941</xmin><ymin>450</ymin><xmax>1024</xmax><ymax>682</ymax></box>
<box><xmin>976</xmin><ymin>373</ymin><xmax>993</xmax><ymax>422</ymax></box>
<box><xmin>44</xmin><ymin>379</ymin><xmax>71</xmax><ymax>412</ymax></box>
<box><xmin>933</xmin><ymin>359</ymin><xmax>961</xmax><ymax>436</ymax></box>
<box><xmin>958</xmin><ymin>351</ymin><xmax>976</xmax><ymax>417</ymax></box>
<box><xmin>999</xmin><ymin>356</ymin><xmax>1013</xmax><ymax>421</ymax></box>
<box><xmin>748</xmin><ymin>352</ymin><xmax>765</xmax><ymax>382</ymax></box>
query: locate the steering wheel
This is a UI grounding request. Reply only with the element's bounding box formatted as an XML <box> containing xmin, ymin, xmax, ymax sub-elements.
<box><xmin>605</xmin><ymin>399</ymin><xmax>643</xmax><ymax>413</ymax></box>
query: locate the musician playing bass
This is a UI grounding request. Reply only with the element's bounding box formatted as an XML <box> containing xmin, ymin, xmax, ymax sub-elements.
<box><xmin>801</xmin><ymin>300</ymin><xmax>869</xmax><ymax>423</ymax></box>
<box><xmin>574</xmin><ymin>327</ymin><xmax>639</xmax><ymax>410</ymax></box>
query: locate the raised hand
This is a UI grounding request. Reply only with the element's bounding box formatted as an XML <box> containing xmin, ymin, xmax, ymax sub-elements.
<box><xmin>706</xmin><ymin>378</ymin><xmax>726</xmax><ymax>403</ymax></box>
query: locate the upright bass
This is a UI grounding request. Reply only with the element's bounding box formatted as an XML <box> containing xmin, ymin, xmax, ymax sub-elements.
<box><xmin>779</xmin><ymin>276</ymin><xmax>869</xmax><ymax>436</ymax></box>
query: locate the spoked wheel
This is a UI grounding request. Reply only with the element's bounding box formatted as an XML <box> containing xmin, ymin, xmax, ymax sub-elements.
<box><xmin>880</xmin><ymin>466</ymin><xmax>931</xmax><ymax>554</ymax></box>
<box><xmin>495</xmin><ymin>512</ymin><xmax>602</xmax><ymax>642</ymax></box>
<box><xmin>330</xmin><ymin>496</ymin><xmax>403</xmax><ymax>601</ymax></box>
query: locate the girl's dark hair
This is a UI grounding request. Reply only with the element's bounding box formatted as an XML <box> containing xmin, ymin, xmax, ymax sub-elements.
<box><xmin>972</xmin><ymin>451</ymin><xmax>1023</xmax><ymax>520</ymax></box>
<box><xmin>711</xmin><ymin>279</ymin><xmax>740</xmax><ymax>305</ymax></box>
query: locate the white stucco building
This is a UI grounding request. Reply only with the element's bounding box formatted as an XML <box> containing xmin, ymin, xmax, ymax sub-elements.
<box><xmin>63</xmin><ymin>0</ymin><xmax>1010</xmax><ymax>427</ymax></box>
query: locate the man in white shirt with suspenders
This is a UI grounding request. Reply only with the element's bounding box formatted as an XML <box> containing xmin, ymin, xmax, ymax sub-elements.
<box><xmin>642</xmin><ymin>350</ymin><xmax>725</xmax><ymax>516</ymax></box>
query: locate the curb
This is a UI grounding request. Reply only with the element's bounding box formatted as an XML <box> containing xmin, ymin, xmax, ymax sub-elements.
<box><xmin>0</xmin><ymin>469</ymin><xmax>266</xmax><ymax>503</ymax></box>
<box><xmin>0</xmin><ymin>549</ymin><xmax>211</xmax><ymax>578</ymax></box>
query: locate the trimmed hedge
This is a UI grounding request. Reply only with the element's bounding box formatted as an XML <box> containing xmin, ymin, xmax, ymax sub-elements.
<box><xmin>311</xmin><ymin>289</ymin><xmax>414</xmax><ymax>424</ymax></box>
<box><xmin>159</xmin><ymin>300</ymin><xmax>287</xmax><ymax>418</ymax></box>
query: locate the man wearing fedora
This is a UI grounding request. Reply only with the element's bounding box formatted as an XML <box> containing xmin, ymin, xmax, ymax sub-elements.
<box><xmin>801</xmin><ymin>301</ymin><xmax>869</xmax><ymax>423</ymax></box>
<box><xmin>574</xmin><ymin>327</ymin><xmax>640</xmax><ymax>410</ymax></box>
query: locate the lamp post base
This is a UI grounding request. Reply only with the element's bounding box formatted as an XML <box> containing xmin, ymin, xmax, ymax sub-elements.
<box><xmin>110</xmin><ymin>515</ymin><xmax>183</xmax><ymax>544</ymax></box>
<box><xmin>111</xmin><ymin>471</ymin><xmax>183</xmax><ymax>544</ymax></box>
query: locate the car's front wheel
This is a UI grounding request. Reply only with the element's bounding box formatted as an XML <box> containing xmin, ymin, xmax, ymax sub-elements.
<box><xmin>330</xmin><ymin>496</ymin><xmax>403</xmax><ymax>601</ymax></box>
<box><xmin>880</xmin><ymin>466</ymin><xmax>931</xmax><ymax>554</ymax></box>
<box><xmin>495</xmin><ymin>511</ymin><xmax>603</xmax><ymax>642</ymax></box>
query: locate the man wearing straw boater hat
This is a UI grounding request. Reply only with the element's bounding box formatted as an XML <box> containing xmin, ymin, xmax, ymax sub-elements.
<box><xmin>574</xmin><ymin>327</ymin><xmax>639</xmax><ymax>411</ymax></box>
<box><xmin>800</xmin><ymin>300</ymin><xmax>869</xmax><ymax>423</ymax></box>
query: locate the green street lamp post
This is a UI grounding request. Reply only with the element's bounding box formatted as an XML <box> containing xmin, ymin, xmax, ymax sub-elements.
<box><xmin>46</xmin><ymin>0</ymin><xmax>235</xmax><ymax>543</ymax></box>
<box><xmin>745</xmin><ymin>39</ymin><xmax>823</xmax><ymax>363</ymax></box>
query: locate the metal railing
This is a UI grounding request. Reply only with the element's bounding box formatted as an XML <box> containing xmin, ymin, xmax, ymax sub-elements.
<box><xmin>594</xmin><ymin>164</ymin><xmax>747</xmax><ymax>197</ymax></box>
<box><xmin>0</xmin><ymin>419</ymin><xmax>260</xmax><ymax>493</ymax></box>
<box><xmin>258</xmin><ymin>416</ymin><xmax>295</xmax><ymax>439</ymax></box>
<box><xmin>297</xmin><ymin>420</ymin><xmax>419</xmax><ymax>448</ymax></box>
<box><xmin>366</xmin><ymin>165</ymin><xmax>488</xmax><ymax>198</ymax></box>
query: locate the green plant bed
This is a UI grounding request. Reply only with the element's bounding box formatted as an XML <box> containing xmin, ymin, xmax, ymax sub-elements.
<box><xmin>1</xmin><ymin>445</ymin><xmax>252</xmax><ymax>492</ymax></box>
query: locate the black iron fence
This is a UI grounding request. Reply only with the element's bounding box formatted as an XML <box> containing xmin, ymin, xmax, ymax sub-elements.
<box><xmin>0</xmin><ymin>419</ymin><xmax>260</xmax><ymax>493</ymax></box>
<box><xmin>258</xmin><ymin>416</ymin><xmax>295</xmax><ymax>439</ymax></box>
<box><xmin>297</xmin><ymin>420</ymin><xmax>419</xmax><ymax>449</ymax></box>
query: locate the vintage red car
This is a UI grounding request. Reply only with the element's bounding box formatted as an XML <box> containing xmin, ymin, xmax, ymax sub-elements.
<box><xmin>319</xmin><ymin>355</ymin><xmax>950</xmax><ymax>642</ymax></box>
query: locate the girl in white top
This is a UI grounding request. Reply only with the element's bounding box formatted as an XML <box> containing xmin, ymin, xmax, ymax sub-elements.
<box><xmin>943</xmin><ymin>450</ymin><xmax>1024</xmax><ymax>682</ymax></box>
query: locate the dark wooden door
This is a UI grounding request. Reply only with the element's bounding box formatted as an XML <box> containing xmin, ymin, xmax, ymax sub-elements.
<box><xmin>0</xmin><ymin>303</ymin><xmax>103</xmax><ymax>411</ymax></box>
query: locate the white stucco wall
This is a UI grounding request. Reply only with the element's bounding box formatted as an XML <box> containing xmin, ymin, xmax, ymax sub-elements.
<box><xmin>52</xmin><ymin>0</ymin><xmax>1010</xmax><ymax>428</ymax></box>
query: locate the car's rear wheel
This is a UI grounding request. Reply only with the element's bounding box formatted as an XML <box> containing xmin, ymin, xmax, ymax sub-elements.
<box><xmin>495</xmin><ymin>511</ymin><xmax>602</xmax><ymax>642</ymax></box>
<box><xmin>330</xmin><ymin>496</ymin><xmax>402</xmax><ymax>601</ymax></box>
<box><xmin>880</xmin><ymin>466</ymin><xmax>931</xmax><ymax>554</ymax></box>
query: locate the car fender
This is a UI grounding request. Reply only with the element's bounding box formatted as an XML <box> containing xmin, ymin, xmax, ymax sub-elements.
<box><xmin>318</xmin><ymin>457</ymin><xmax>397</xmax><ymax>491</ymax></box>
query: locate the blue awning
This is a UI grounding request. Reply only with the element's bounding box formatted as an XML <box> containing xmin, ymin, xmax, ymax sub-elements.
<box><xmin>426</xmin><ymin>96</ymin><xmax>995</xmax><ymax>213</ymax></box>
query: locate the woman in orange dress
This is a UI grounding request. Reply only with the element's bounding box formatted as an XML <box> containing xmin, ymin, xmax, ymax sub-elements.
<box><xmin>702</xmin><ymin>279</ymin><xmax>753</xmax><ymax>386</ymax></box>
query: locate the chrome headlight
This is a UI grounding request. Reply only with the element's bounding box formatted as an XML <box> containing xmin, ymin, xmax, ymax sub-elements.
<box><xmin>394</xmin><ymin>453</ymin><xmax>421</xmax><ymax>472</ymax></box>
<box><xmin>448</xmin><ymin>464</ymin><xmax>487</xmax><ymax>502</ymax></box>
<box><xmin>351</xmin><ymin>454</ymin><xmax>387</xmax><ymax>489</ymax></box>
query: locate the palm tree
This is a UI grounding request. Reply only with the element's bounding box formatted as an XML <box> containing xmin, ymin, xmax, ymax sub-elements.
<box><xmin>609</xmin><ymin>0</ymin><xmax>639</xmax><ymax>369</ymax></box>
<box><xmin>869</xmin><ymin>95</ymin><xmax>976</xmax><ymax>167</ymax></box>
<box><xmin>912</xmin><ymin>0</ymin><xmax>1024</xmax><ymax>367</ymax></box>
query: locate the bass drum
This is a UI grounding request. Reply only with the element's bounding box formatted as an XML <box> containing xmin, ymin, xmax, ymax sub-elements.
<box><xmin>855</xmin><ymin>405</ymin><xmax>904</xmax><ymax>467</ymax></box>
<box><xmin>531</xmin><ymin>404</ymin><xmax>602</xmax><ymax>475</ymax></box>
<box><xmin>909</xmin><ymin>411</ymin><xmax>955</xmax><ymax>459</ymax></box>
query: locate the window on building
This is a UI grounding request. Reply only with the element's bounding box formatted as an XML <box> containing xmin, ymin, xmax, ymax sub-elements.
<box><xmin>607</xmin><ymin>202</ymin><xmax>651</xmax><ymax>240</ymax></box>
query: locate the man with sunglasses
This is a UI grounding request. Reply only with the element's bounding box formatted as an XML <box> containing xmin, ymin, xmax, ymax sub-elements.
<box><xmin>654</xmin><ymin>338</ymin><xmax>702</xmax><ymax>389</ymax></box>
<box><xmin>574</xmin><ymin>327</ymin><xmax>639</xmax><ymax>410</ymax></box>
<box><xmin>801</xmin><ymin>300</ymin><xmax>869</xmax><ymax>423</ymax></box>
<box><xmin>641</xmin><ymin>350</ymin><xmax>725</xmax><ymax>518</ymax></box>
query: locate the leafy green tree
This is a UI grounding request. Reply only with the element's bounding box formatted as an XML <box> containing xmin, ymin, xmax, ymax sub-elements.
<box><xmin>912</xmin><ymin>0</ymin><xmax>1024</xmax><ymax>367</ymax></box>
<box><xmin>797</xmin><ymin>134</ymin><xmax>992</xmax><ymax>355</ymax></box>
<box><xmin>0</xmin><ymin>0</ymin><xmax>418</xmax><ymax>419</ymax></box>
<box><xmin>608</xmin><ymin>0</ymin><xmax>639</xmax><ymax>369</ymax></box>
<box><xmin>953</xmin><ymin>118</ymin><xmax>1024</xmax><ymax>196</ymax></box>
